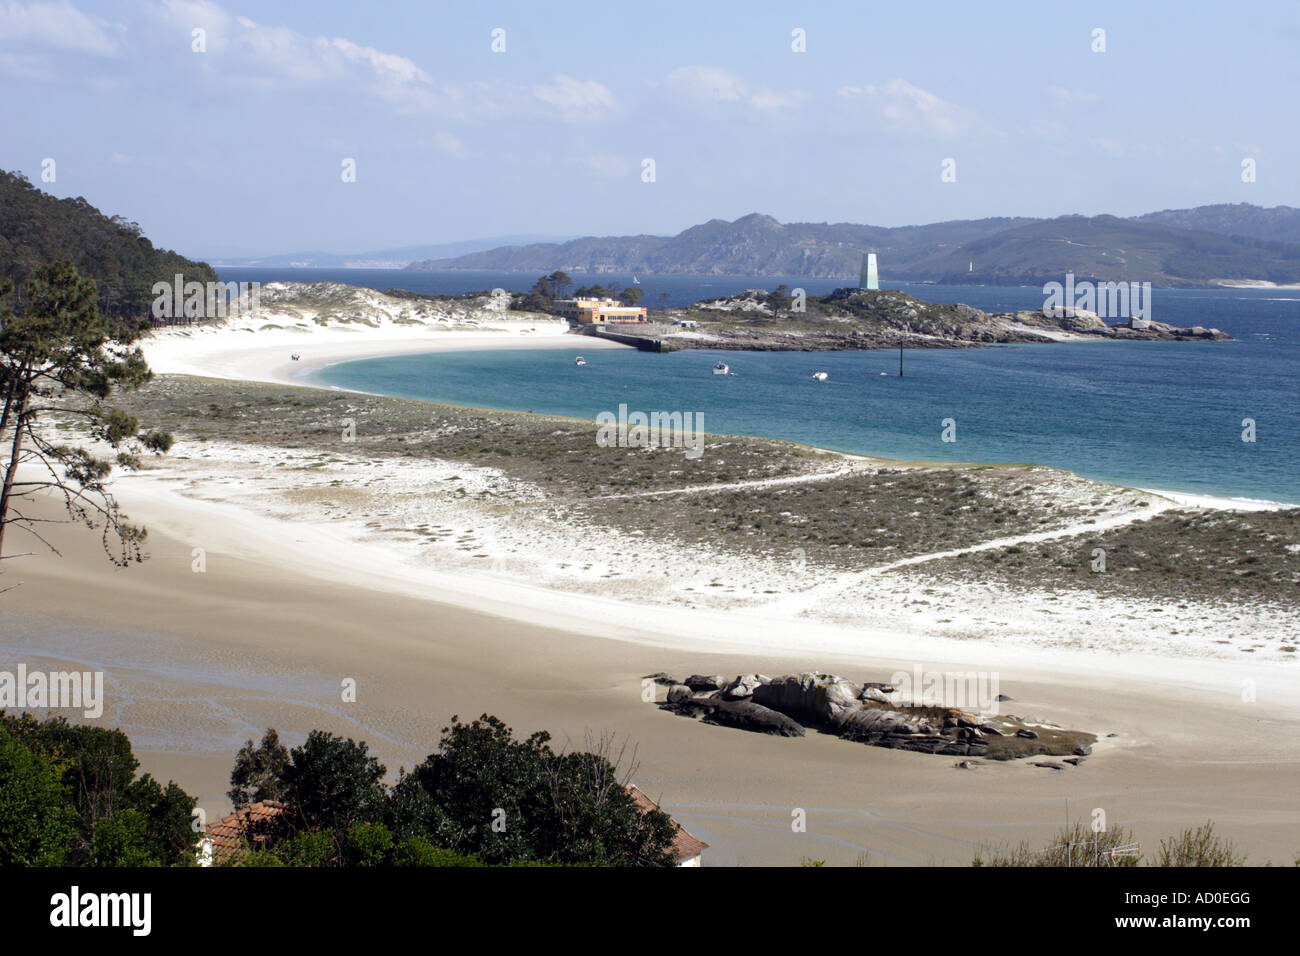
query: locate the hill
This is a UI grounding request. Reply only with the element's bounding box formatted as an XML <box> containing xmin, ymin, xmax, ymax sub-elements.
<box><xmin>406</xmin><ymin>213</ymin><xmax>1037</xmax><ymax>278</ymax></box>
<box><xmin>0</xmin><ymin>169</ymin><xmax>216</xmax><ymax>321</ymax></box>
<box><xmin>905</xmin><ymin>215</ymin><xmax>1300</xmax><ymax>286</ymax></box>
<box><xmin>1134</xmin><ymin>203</ymin><xmax>1300</xmax><ymax>244</ymax></box>
<box><xmin>407</xmin><ymin>206</ymin><xmax>1300</xmax><ymax>287</ymax></box>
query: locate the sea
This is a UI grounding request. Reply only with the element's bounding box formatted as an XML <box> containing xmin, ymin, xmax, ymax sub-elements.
<box><xmin>218</xmin><ymin>268</ymin><xmax>1300</xmax><ymax>505</ymax></box>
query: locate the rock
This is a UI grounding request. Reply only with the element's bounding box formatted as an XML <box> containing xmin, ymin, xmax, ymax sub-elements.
<box><xmin>996</xmin><ymin>694</ymin><xmax>1013</xmax><ymax>702</ymax></box>
<box><xmin>1073</xmin><ymin>744</ymin><xmax>1093</xmax><ymax>756</ymax></box>
<box><xmin>643</xmin><ymin>672</ymin><xmax>677</xmax><ymax>686</ymax></box>
<box><xmin>1106</xmin><ymin>733</ymin><xmax>1119</xmax><ymax>738</ymax></box>
<box><xmin>1015</xmin><ymin>729</ymin><xmax>1038</xmax><ymax>739</ymax></box>
<box><xmin>1064</xmin><ymin>757</ymin><xmax>1084</xmax><ymax>766</ymax></box>
<box><xmin>684</xmin><ymin>674</ymin><xmax>726</xmax><ymax>691</ymax></box>
<box><xmin>666</xmin><ymin>684</ymin><xmax>695</xmax><ymax>704</ymax></box>
<box><xmin>832</xmin><ymin>706</ymin><xmax>937</xmax><ymax>744</ymax></box>
<box><xmin>1031</xmin><ymin>761</ymin><xmax>1065</xmax><ymax>771</ymax></box>
<box><xmin>701</xmin><ymin>700</ymin><xmax>805</xmax><ymax>737</ymax></box>
<box><xmin>752</xmin><ymin>673</ymin><xmax>862</xmax><ymax>725</ymax></box>
<box><xmin>722</xmin><ymin>674</ymin><xmax>768</xmax><ymax>700</ymax></box>
<box><xmin>860</xmin><ymin>686</ymin><xmax>893</xmax><ymax>704</ymax></box>
<box><xmin>956</xmin><ymin>760</ymin><xmax>972</xmax><ymax>769</ymax></box>
<box><xmin>977</xmin><ymin>724</ymin><xmax>1004</xmax><ymax>736</ymax></box>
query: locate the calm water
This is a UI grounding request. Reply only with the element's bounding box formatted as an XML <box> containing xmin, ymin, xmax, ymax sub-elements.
<box><xmin>231</xmin><ymin>269</ymin><xmax>1298</xmax><ymax>504</ymax></box>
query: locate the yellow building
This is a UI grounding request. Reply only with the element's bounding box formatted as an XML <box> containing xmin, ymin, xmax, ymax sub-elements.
<box><xmin>555</xmin><ymin>296</ymin><xmax>648</xmax><ymax>324</ymax></box>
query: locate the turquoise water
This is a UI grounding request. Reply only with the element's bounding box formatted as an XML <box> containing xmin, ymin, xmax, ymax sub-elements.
<box><xmin>309</xmin><ymin>284</ymin><xmax>1299</xmax><ymax>504</ymax></box>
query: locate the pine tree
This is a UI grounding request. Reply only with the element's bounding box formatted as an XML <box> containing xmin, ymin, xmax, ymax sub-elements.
<box><xmin>0</xmin><ymin>260</ymin><xmax>171</xmax><ymax>571</ymax></box>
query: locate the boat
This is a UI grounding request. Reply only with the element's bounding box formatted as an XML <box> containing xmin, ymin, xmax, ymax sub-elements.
<box><xmin>811</xmin><ymin>371</ymin><xmax>828</xmax><ymax>381</ymax></box>
<box><xmin>712</xmin><ymin>362</ymin><xmax>730</xmax><ymax>375</ymax></box>
<box><xmin>574</xmin><ymin>356</ymin><xmax>586</xmax><ymax>366</ymax></box>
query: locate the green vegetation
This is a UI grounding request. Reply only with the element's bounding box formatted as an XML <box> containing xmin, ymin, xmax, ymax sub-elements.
<box><xmin>0</xmin><ymin>713</ymin><xmax>678</xmax><ymax>867</ymax></box>
<box><xmin>915</xmin><ymin>508</ymin><xmax>1300</xmax><ymax>607</ymax></box>
<box><xmin>221</xmin><ymin>715</ymin><xmax>678</xmax><ymax>867</ymax></box>
<box><xmin>0</xmin><ymin>714</ymin><xmax>198</xmax><ymax>866</ymax></box>
<box><xmin>1156</xmin><ymin>822</ymin><xmax>1248</xmax><ymax>867</ymax></box>
<box><xmin>973</xmin><ymin>820</ymin><xmax>1248</xmax><ymax>867</ymax></box>
<box><xmin>510</xmin><ymin>272</ymin><xmax>645</xmax><ymax>314</ymax></box>
<box><xmin>0</xmin><ymin>170</ymin><xmax>216</xmax><ymax>322</ymax></box>
<box><xmin>0</xmin><ymin>261</ymin><xmax>172</xmax><ymax>565</ymax></box>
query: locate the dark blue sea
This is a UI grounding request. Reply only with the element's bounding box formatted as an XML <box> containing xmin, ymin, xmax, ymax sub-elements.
<box><xmin>219</xmin><ymin>268</ymin><xmax>1300</xmax><ymax>504</ymax></box>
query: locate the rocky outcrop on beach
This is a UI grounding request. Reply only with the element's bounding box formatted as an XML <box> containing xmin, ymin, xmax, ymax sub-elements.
<box><xmin>650</xmin><ymin>670</ymin><xmax>1097</xmax><ymax>762</ymax></box>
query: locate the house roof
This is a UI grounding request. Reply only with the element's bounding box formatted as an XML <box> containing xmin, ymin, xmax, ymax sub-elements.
<box><xmin>204</xmin><ymin>800</ymin><xmax>289</xmax><ymax>863</ymax></box>
<box><xmin>627</xmin><ymin>785</ymin><xmax>708</xmax><ymax>863</ymax></box>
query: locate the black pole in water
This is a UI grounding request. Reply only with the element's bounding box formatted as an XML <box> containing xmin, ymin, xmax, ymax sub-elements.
<box><xmin>899</xmin><ymin>346</ymin><xmax>903</xmax><ymax>377</ymax></box>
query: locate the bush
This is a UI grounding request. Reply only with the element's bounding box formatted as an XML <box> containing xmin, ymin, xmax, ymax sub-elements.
<box><xmin>0</xmin><ymin>722</ymin><xmax>75</xmax><ymax>865</ymax></box>
<box><xmin>1156</xmin><ymin>822</ymin><xmax>1246</xmax><ymax>867</ymax></box>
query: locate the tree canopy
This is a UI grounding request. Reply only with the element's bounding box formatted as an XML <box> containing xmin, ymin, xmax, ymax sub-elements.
<box><xmin>229</xmin><ymin>715</ymin><xmax>678</xmax><ymax>867</ymax></box>
<box><xmin>0</xmin><ymin>713</ymin><xmax>198</xmax><ymax>866</ymax></box>
<box><xmin>0</xmin><ymin>262</ymin><xmax>172</xmax><ymax>568</ymax></box>
<box><xmin>0</xmin><ymin>170</ymin><xmax>216</xmax><ymax>322</ymax></box>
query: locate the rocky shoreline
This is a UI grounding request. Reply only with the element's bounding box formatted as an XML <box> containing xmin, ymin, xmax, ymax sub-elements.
<box><xmin>605</xmin><ymin>288</ymin><xmax>1232</xmax><ymax>353</ymax></box>
<box><xmin>649</xmin><ymin>670</ymin><xmax>1097</xmax><ymax>765</ymax></box>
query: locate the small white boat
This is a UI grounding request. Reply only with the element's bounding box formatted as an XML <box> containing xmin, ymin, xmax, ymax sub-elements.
<box><xmin>574</xmin><ymin>356</ymin><xmax>587</xmax><ymax>366</ymax></box>
<box><xmin>712</xmin><ymin>362</ymin><xmax>730</xmax><ymax>375</ymax></box>
<box><xmin>812</xmin><ymin>371</ymin><xmax>828</xmax><ymax>381</ymax></box>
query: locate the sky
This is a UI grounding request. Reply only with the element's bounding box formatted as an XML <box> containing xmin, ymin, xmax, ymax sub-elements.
<box><xmin>1</xmin><ymin>0</ymin><xmax>1297</xmax><ymax>259</ymax></box>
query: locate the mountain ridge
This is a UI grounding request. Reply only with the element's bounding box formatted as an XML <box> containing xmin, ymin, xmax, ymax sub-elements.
<box><xmin>404</xmin><ymin>204</ymin><xmax>1300</xmax><ymax>287</ymax></box>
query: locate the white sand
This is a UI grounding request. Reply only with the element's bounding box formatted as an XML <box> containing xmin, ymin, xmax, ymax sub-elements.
<box><xmin>143</xmin><ymin>315</ymin><xmax>622</xmax><ymax>387</ymax></box>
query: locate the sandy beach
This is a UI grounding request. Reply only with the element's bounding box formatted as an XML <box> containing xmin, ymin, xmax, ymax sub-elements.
<box><xmin>5</xmin><ymin>302</ymin><xmax>1298</xmax><ymax>866</ymax></box>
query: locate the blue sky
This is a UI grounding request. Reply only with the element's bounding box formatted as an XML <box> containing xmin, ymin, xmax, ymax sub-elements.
<box><xmin>1</xmin><ymin>0</ymin><xmax>1296</xmax><ymax>258</ymax></box>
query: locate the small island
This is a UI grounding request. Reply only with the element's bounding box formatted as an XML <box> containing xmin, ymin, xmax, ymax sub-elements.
<box><xmin>572</xmin><ymin>287</ymin><xmax>1231</xmax><ymax>353</ymax></box>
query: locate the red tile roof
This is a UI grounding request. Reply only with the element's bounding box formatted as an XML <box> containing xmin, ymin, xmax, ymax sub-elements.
<box><xmin>627</xmin><ymin>785</ymin><xmax>708</xmax><ymax>864</ymax></box>
<box><xmin>204</xmin><ymin>800</ymin><xmax>289</xmax><ymax>863</ymax></box>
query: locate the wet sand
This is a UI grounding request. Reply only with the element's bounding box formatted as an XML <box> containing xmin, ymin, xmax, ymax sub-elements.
<box><xmin>6</xmin><ymin>496</ymin><xmax>1298</xmax><ymax>866</ymax></box>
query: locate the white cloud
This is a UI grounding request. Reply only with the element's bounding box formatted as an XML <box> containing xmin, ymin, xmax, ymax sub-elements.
<box><xmin>749</xmin><ymin>88</ymin><xmax>805</xmax><ymax>111</ymax></box>
<box><xmin>320</xmin><ymin>37</ymin><xmax>430</xmax><ymax>86</ymax></box>
<box><xmin>665</xmin><ymin>65</ymin><xmax>804</xmax><ymax>111</ymax></box>
<box><xmin>837</xmin><ymin>78</ymin><xmax>971</xmax><ymax>137</ymax></box>
<box><xmin>531</xmin><ymin>74</ymin><xmax>617</xmax><ymax>122</ymax></box>
<box><xmin>0</xmin><ymin>0</ymin><xmax>120</xmax><ymax>55</ymax></box>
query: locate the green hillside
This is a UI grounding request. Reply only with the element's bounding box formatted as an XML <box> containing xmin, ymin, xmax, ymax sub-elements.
<box><xmin>0</xmin><ymin>170</ymin><xmax>216</xmax><ymax>322</ymax></box>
